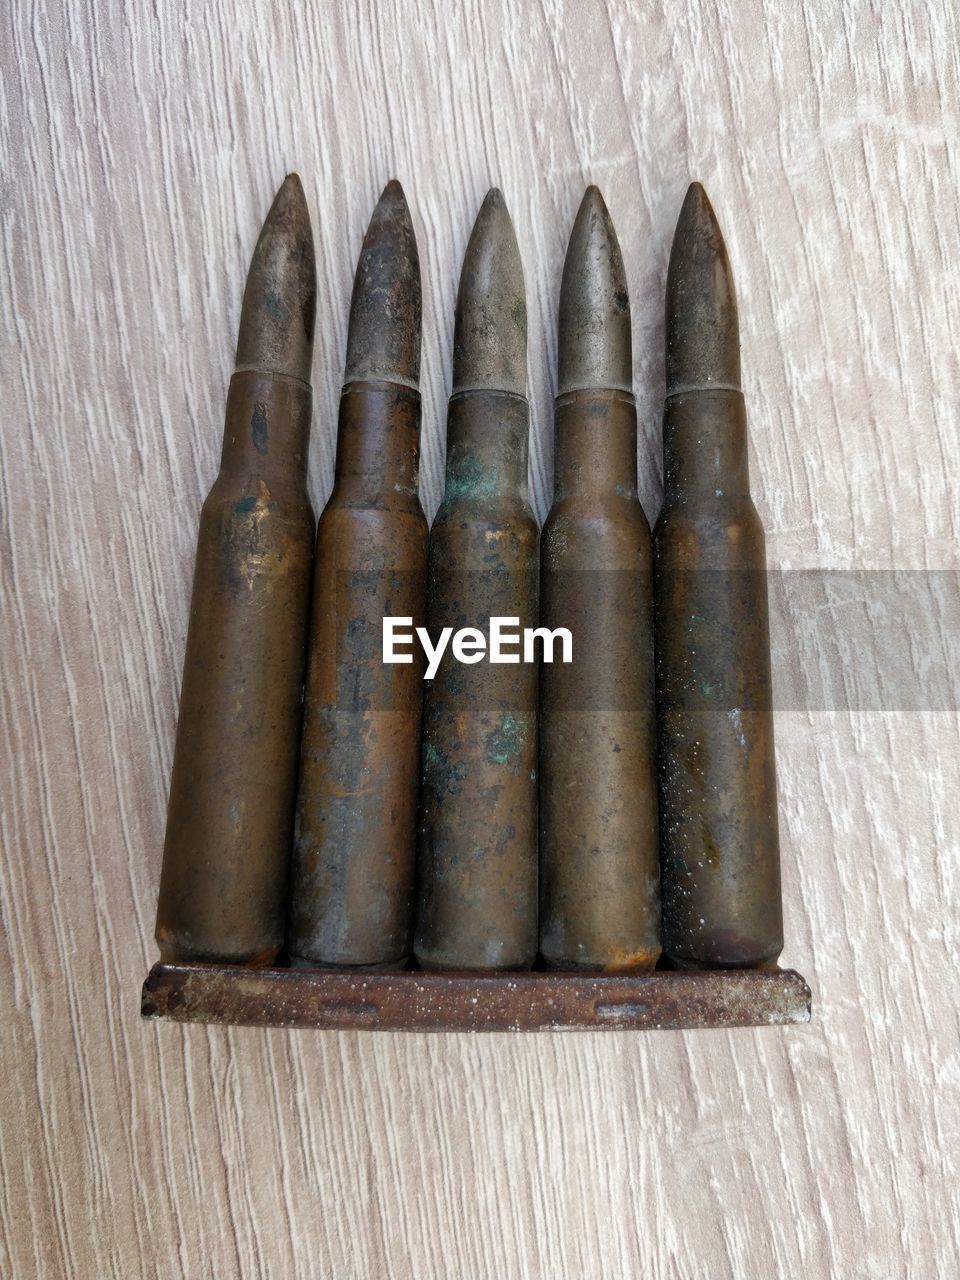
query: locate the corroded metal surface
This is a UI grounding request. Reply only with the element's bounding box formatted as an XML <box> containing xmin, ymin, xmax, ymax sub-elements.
<box><xmin>155</xmin><ymin>175</ymin><xmax>316</xmax><ymax>964</ymax></box>
<box><xmin>415</xmin><ymin>190</ymin><xmax>539</xmax><ymax>971</ymax></box>
<box><xmin>141</xmin><ymin>962</ymin><xmax>811</xmax><ymax>1031</ymax></box>
<box><xmin>343</xmin><ymin>179</ymin><xmax>421</xmax><ymax>388</ymax></box>
<box><xmin>540</xmin><ymin>188</ymin><xmax>660</xmax><ymax>972</ymax></box>
<box><xmin>653</xmin><ymin>183</ymin><xmax>783</xmax><ymax>969</ymax></box>
<box><xmin>234</xmin><ymin>174</ymin><xmax>317</xmax><ymax>383</ymax></box>
<box><xmin>289</xmin><ymin>183</ymin><xmax>427</xmax><ymax>968</ymax></box>
<box><xmin>556</xmin><ymin>185</ymin><xmax>633</xmax><ymax>396</ymax></box>
<box><xmin>415</xmin><ymin>391</ymin><xmax>539</xmax><ymax>970</ymax></box>
<box><xmin>451</xmin><ymin>188</ymin><xmax>527</xmax><ymax>397</ymax></box>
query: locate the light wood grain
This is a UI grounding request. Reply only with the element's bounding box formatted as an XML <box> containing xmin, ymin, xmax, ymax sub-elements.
<box><xmin>2</xmin><ymin>1</ymin><xmax>959</xmax><ymax>1276</ymax></box>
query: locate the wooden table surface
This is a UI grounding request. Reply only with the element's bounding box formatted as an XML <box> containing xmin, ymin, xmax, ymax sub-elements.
<box><xmin>2</xmin><ymin>2</ymin><xmax>958</xmax><ymax>1276</ymax></box>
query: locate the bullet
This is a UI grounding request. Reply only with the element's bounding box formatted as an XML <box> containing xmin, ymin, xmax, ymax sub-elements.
<box><xmin>539</xmin><ymin>187</ymin><xmax>661</xmax><ymax>971</ymax></box>
<box><xmin>288</xmin><ymin>181</ymin><xmax>427</xmax><ymax>967</ymax></box>
<box><xmin>155</xmin><ymin>175</ymin><xmax>317</xmax><ymax>963</ymax></box>
<box><xmin>653</xmin><ymin>183</ymin><xmax>783</xmax><ymax>968</ymax></box>
<box><xmin>414</xmin><ymin>189</ymin><xmax>539</xmax><ymax>970</ymax></box>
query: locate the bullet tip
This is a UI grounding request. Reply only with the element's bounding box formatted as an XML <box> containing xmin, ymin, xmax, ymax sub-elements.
<box><xmin>380</xmin><ymin>177</ymin><xmax>407</xmax><ymax>206</ymax></box>
<box><xmin>677</xmin><ymin>181</ymin><xmax>722</xmax><ymax>243</ymax></box>
<box><xmin>452</xmin><ymin>190</ymin><xmax>527</xmax><ymax>397</ymax></box>
<box><xmin>578</xmin><ymin>184</ymin><xmax>606</xmax><ymax>219</ymax></box>
<box><xmin>234</xmin><ymin>174</ymin><xmax>316</xmax><ymax>384</ymax></box>
<box><xmin>665</xmin><ymin>182</ymin><xmax>741</xmax><ymax>394</ymax></box>
<box><xmin>272</xmin><ymin>173</ymin><xmax>309</xmax><ymax>222</ymax></box>
<box><xmin>344</xmin><ymin>179</ymin><xmax>422</xmax><ymax>388</ymax></box>
<box><xmin>557</xmin><ymin>185</ymin><xmax>631</xmax><ymax>396</ymax></box>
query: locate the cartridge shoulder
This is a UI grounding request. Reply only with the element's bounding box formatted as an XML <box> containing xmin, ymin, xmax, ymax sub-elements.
<box><xmin>428</xmin><ymin>499</ymin><xmax>538</xmax><ymax>578</ymax></box>
<box><xmin>320</xmin><ymin>485</ymin><xmax>427</xmax><ymax>524</ymax></box>
<box><xmin>432</xmin><ymin>491</ymin><xmax>538</xmax><ymax>535</ymax></box>
<box><xmin>190</xmin><ymin>473</ymin><xmax>314</xmax><ymax>602</ymax></box>
<box><xmin>316</xmin><ymin>499</ymin><xmax>428</xmax><ymax>569</ymax></box>
<box><xmin>544</xmin><ymin>491</ymin><xmax>650</xmax><ymax>531</ymax></box>
<box><xmin>653</xmin><ymin>494</ymin><xmax>766</xmax><ymax>569</ymax></box>
<box><xmin>543</xmin><ymin>497</ymin><xmax>651</xmax><ymax>571</ymax></box>
<box><xmin>201</xmin><ymin>470</ymin><xmax>315</xmax><ymax>538</ymax></box>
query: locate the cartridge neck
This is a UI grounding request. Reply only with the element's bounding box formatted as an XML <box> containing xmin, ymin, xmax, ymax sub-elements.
<box><xmin>442</xmin><ymin>390</ymin><xmax>530</xmax><ymax>504</ymax></box>
<box><xmin>662</xmin><ymin>388</ymin><xmax>750</xmax><ymax>498</ymax></box>
<box><xmin>333</xmin><ymin>380</ymin><xmax>421</xmax><ymax>504</ymax></box>
<box><xmin>221</xmin><ymin>370</ymin><xmax>311</xmax><ymax>482</ymax></box>
<box><xmin>553</xmin><ymin>389</ymin><xmax>637</xmax><ymax>501</ymax></box>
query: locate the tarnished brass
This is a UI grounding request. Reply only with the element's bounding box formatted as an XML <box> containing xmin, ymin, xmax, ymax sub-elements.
<box><xmin>155</xmin><ymin>175</ymin><xmax>316</xmax><ymax>963</ymax></box>
<box><xmin>654</xmin><ymin>183</ymin><xmax>783</xmax><ymax>969</ymax></box>
<box><xmin>289</xmin><ymin>181</ymin><xmax>427</xmax><ymax>968</ymax></box>
<box><xmin>415</xmin><ymin>190</ymin><xmax>539</xmax><ymax>971</ymax></box>
<box><xmin>540</xmin><ymin>187</ymin><xmax>660</xmax><ymax>971</ymax></box>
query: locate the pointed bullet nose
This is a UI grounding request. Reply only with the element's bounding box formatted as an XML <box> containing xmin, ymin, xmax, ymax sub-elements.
<box><xmin>278</xmin><ymin>171</ymin><xmax>306</xmax><ymax>209</ymax></box>
<box><xmin>452</xmin><ymin>188</ymin><xmax>527</xmax><ymax>397</ymax></box>
<box><xmin>558</xmin><ymin>185</ymin><xmax>631</xmax><ymax>395</ymax></box>
<box><xmin>364</xmin><ymin>178</ymin><xmax>414</xmax><ymax>241</ymax></box>
<box><xmin>665</xmin><ymin>181</ymin><xmax>740</xmax><ymax>395</ymax></box>
<box><xmin>681</xmin><ymin>180</ymin><xmax>710</xmax><ymax>218</ymax></box>
<box><xmin>345</xmin><ymin>178</ymin><xmax>422</xmax><ymax>387</ymax></box>
<box><xmin>235</xmin><ymin>174</ymin><xmax>317</xmax><ymax>384</ymax></box>
<box><xmin>257</xmin><ymin>172</ymin><xmax>308</xmax><ymax>229</ymax></box>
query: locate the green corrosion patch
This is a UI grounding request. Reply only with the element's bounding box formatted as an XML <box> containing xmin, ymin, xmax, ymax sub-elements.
<box><xmin>485</xmin><ymin>712</ymin><xmax>524</xmax><ymax>767</ymax></box>
<box><xmin>511</xmin><ymin>296</ymin><xmax>527</xmax><ymax>339</ymax></box>
<box><xmin>234</xmin><ymin>491</ymin><xmax>278</xmax><ymax>516</ymax></box>
<box><xmin>251</xmin><ymin>401</ymin><xmax>268</xmax><ymax>455</ymax></box>
<box><xmin>344</xmin><ymin>614</ymin><xmax>378</xmax><ymax>661</ymax></box>
<box><xmin>423</xmin><ymin>741</ymin><xmax>465</xmax><ymax>797</ymax></box>
<box><xmin>264</xmin><ymin>288</ymin><xmax>287</xmax><ymax>325</ymax></box>
<box><xmin>444</xmin><ymin>451</ymin><xmax>498</xmax><ymax>503</ymax></box>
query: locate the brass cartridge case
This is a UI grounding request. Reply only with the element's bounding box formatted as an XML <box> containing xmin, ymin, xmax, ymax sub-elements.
<box><xmin>540</xmin><ymin>187</ymin><xmax>660</xmax><ymax>972</ymax></box>
<box><xmin>414</xmin><ymin>189</ymin><xmax>538</xmax><ymax>971</ymax></box>
<box><xmin>540</xmin><ymin>390</ymin><xmax>660</xmax><ymax>969</ymax></box>
<box><xmin>289</xmin><ymin>181</ymin><xmax>426</xmax><ymax>968</ymax></box>
<box><xmin>156</xmin><ymin>175</ymin><xmax>316</xmax><ymax>964</ymax></box>
<box><xmin>415</xmin><ymin>392</ymin><xmax>539</xmax><ymax>970</ymax></box>
<box><xmin>654</xmin><ymin>183</ymin><xmax>783</xmax><ymax>969</ymax></box>
<box><xmin>290</xmin><ymin>382</ymin><xmax>427</xmax><ymax>966</ymax></box>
